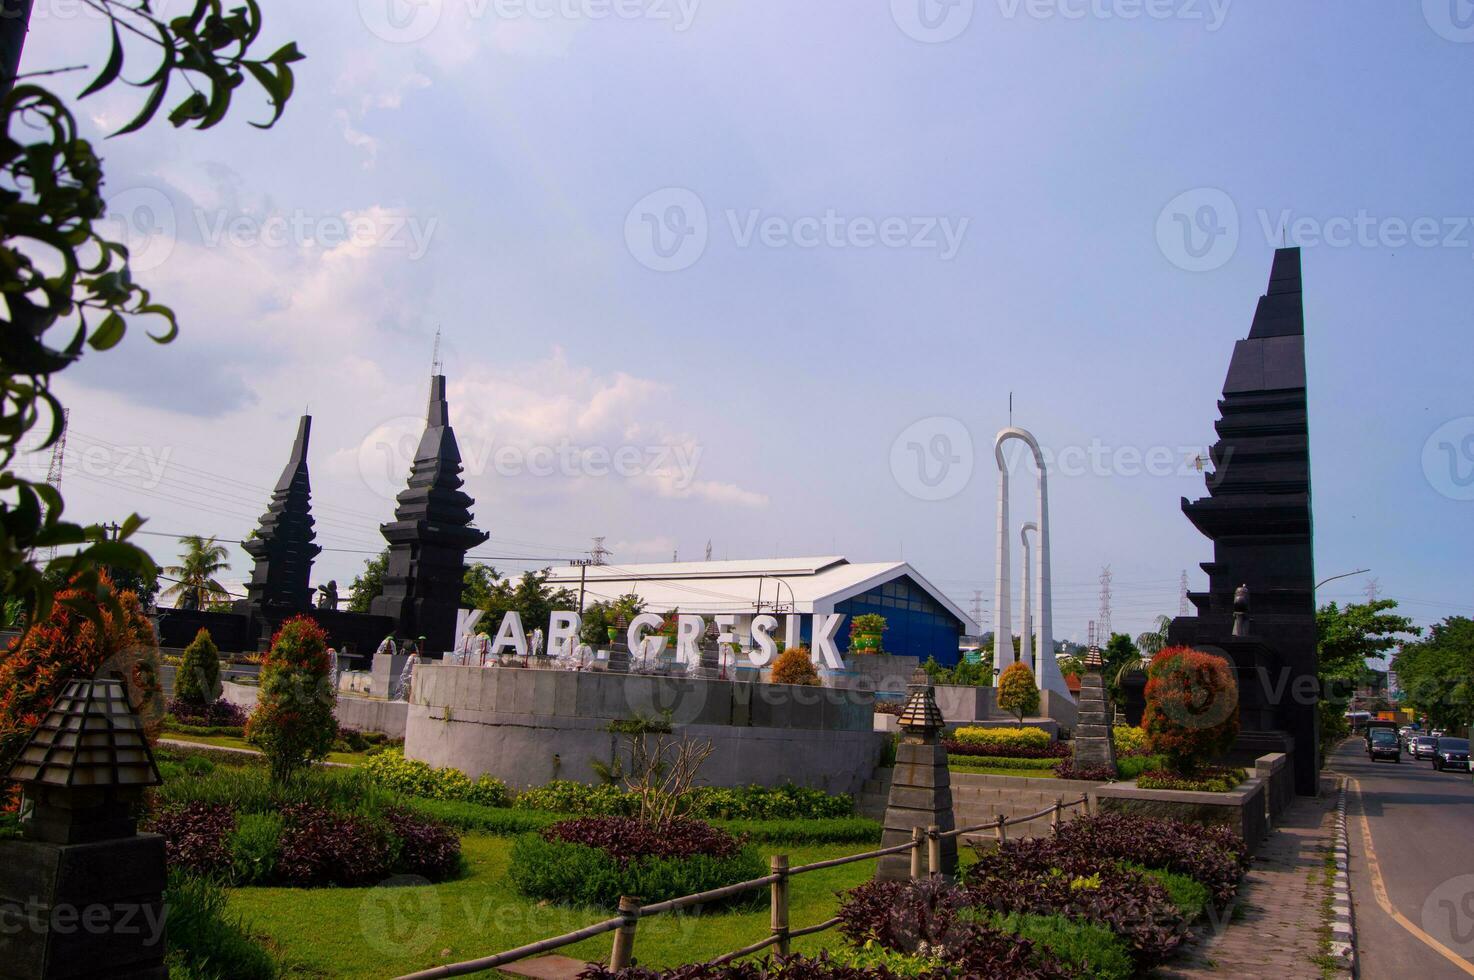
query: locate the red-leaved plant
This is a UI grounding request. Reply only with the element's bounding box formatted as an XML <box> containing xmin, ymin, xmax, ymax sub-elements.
<box><xmin>1141</xmin><ymin>646</ymin><xmax>1240</xmax><ymax>776</ymax></box>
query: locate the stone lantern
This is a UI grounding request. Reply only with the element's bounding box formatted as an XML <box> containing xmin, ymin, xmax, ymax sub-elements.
<box><xmin>1</xmin><ymin>677</ymin><xmax>167</xmax><ymax>978</ymax></box>
<box><xmin>877</xmin><ymin>669</ymin><xmax>957</xmax><ymax>881</ymax></box>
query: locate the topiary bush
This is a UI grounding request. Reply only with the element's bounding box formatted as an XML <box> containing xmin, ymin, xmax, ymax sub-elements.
<box><xmin>945</xmin><ymin>738</ymin><xmax>1067</xmax><ymax>760</ymax></box>
<box><xmin>952</xmin><ymin>726</ymin><xmax>1051</xmax><ymax>750</ymax></box>
<box><xmin>997</xmin><ymin>662</ymin><xmax>1041</xmax><ymax>724</ymax></box>
<box><xmin>362</xmin><ymin>750</ymin><xmax>511</xmax><ymax>807</ymax></box>
<box><xmin>1141</xmin><ymin>646</ymin><xmax>1240</xmax><ymax>776</ymax></box>
<box><xmin>1111</xmin><ymin>724</ymin><xmax>1149</xmax><ymax>756</ymax></box>
<box><xmin>245</xmin><ymin>616</ymin><xmax>336</xmax><ymax>784</ymax></box>
<box><xmin>175</xmin><ymin>627</ymin><xmax>222</xmax><ymax>705</ymax></box>
<box><xmin>771</xmin><ymin>646</ymin><xmax>820</xmax><ymax>686</ymax></box>
<box><xmin>509</xmin><ymin>818</ymin><xmax>766</xmax><ymax>908</ymax></box>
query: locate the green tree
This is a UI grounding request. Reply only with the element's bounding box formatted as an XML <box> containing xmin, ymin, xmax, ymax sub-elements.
<box><xmin>245</xmin><ymin>616</ymin><xmax>335</xmax><ymax>784</ymax></box>
<box><xmin>0</xmin><ymin>3</ymin><xmax>301</xmax><ymax>635</ymax></box>
<box><xmin>580</xmin><ymin>592</ymin><xmax>646</xmax><ymax>646</ymax></box>
<box><xmin>997</xmin><ymin>661</ymin><xmax>1040</xmax><ymax>725</ymax></box>
<box><xmin>1391</xmin><ymin>616</ymin><xmax>1473</xmax><ymax>731</ymax></box>
<box><xmin>347</xmin><ymin>549</ymin><xmax>387</xmax><ymax>613</ymax></box>
<box><xmin>1135</xmin><ymin>615</ymin><xmax>1173</xmax><ymax>657</ymax></box>
<box><xmin>1102</xmin><ymin>633</ymin><xmax>1140</xmax><ymax>708</ymax></box>
<box><xmin>174</xmin><ymin>627</ymin><xmax>221</xmax><ymax>705</ymax></box>
<box><xmin>477</xmin><ymin>570</ymin><xmax>579</xmax><ymax>635</ymax></box>
<box><xmin>161</xmin><ymin>535</ymin><xmax>230</xmax><ymax>610</ymax></box>
<box><xmin>921</xmin><ymin>651</ymin><xmax>994</xmax><ymax>686</ymax></box>
<box><xmin>461</xmin><ymin>562</ymin><xmax>500</xmax><ymax>608</ymax></box>
<box><xmin>1318</xmin><ymin>600</ymin><xmax>1419</xmax><ymax>747</ymax></box>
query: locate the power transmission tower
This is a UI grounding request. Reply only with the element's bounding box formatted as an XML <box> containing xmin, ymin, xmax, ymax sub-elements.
<box><xmin>970</xmin><ymin>589</ymin><xmax>985</xmax><ymax>630</ymax></box>
<box><xmin>1363</xmin><ymin>578</ymin><xmax>1381</xmax><ymax>603</ymax></box>
<box><xmin>590</xmin><ymin>537</ymin><xmax>611</xmax><ymax>566</ymax></box>
<box><xmin>43</xmin><ymin>409</ymin><xmax>70</xmax><ymax>563</ymax></box>
<box><xmin>1097</xmin><ymin>564</ymin><xmax>1113</xmax><ymax>642</ymax></box>
<box><xmin>704</xmin><ymin>539</ymin><xmax>713</xmax><ymax>561</ymax></box>
<box><xmin>1179</xmin><ymin>570</ymin><xmax>1190</xmax><ymax>616</ymax></box>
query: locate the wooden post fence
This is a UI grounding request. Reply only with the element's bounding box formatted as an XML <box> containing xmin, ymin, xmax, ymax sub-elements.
<box><xmin>926</xmin><ymin>824</ymin><xmax>941</xmax><ymax>876</ymax></box>
<box><xmin>770</xmin><ymin>855</ymin><xmax>790</xmax><ymax>956</ymax></box>
<box><xmin>910</xmin><ymin>826</ymin><xmax>924</xmax><ymax>879</ymax></box>
<box><xmin>610</xmin><ymin>896</ymin><xmax>641</xmax><ymax>970</ymax></box>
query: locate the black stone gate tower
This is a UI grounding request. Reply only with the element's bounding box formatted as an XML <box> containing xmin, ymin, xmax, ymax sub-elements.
<box><xmin>371</xmin><ymin>375</ymin><xmax>489</xmax><ymax>653</ymax></box>
<box><xmin>235</xmin><ymin>415</ymin><xmax>321</xmax><ymax>644</ymax></box>
<box><xmin>1166</xmin><ymin>247</ymin><xmax>1319</xmax><ymax>795</ymax></box>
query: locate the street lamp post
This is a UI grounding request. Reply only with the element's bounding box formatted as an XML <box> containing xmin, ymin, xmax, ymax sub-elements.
<box><xmin>1315</xmin><ymin>568</ymin><xmax>1371</xmax><ymax>592</ymax></box>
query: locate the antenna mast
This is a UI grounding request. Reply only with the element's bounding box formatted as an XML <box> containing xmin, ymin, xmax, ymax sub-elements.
<box><xmin>431</xmin><ymin>325</ymin><xmax>443</xmax><ymax>376</ymax></box>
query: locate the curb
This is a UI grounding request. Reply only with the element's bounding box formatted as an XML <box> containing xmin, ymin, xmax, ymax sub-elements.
<box><xmin>1329</xmin><ymin>779</ymin><xmax>1357</xmax><ymax>975</ymax></box>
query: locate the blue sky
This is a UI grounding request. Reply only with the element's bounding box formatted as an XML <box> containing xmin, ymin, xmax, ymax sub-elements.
<box><xmin>26</xmin><ymin>0</ymin><xmax>1474</xmax><ymax>639</ymax></box>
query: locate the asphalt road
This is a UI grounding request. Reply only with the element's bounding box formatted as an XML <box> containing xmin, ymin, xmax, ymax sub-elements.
<box><xmin>1332</xmin><ymin>738</ymin><xmax>1474</xmax><ymax>978</ymax></box>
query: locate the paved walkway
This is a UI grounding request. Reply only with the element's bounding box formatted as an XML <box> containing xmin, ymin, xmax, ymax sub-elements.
<box><xmin>1161</xmin><ymin>778</ymin><xmax>1340</xmax><ymax>978</ymax></box>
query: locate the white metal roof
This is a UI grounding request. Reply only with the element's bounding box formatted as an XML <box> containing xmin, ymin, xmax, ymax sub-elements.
<box><xmin>544</xmin><ymin>556</ymin><xmax>978</xmax><ymax>633</ymax></box>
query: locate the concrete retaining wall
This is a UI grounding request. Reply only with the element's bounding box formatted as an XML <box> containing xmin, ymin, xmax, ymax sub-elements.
<box><xmin>221</xmin><ymin>681</ymin><xmax>408</xmax><ymax>739</ymax></box>
<box><xmin>404</xmin><ymin>664</ymin><xmax>882</xmax><ymax>795</ymax></box>
<box><xmin>950</xmin><ymin>771</ymin><xmax>1103</xmax><ymax>839</ymax></box>
<box><xmin>1255</xmin><ymin>752</ymin><xmax>1296</xmax><ymax>825</ymax></box>
<box><xmin>1089</xmin><ymin>775</ymin><xmax>1270</xmax><ymax>854</ymax></box>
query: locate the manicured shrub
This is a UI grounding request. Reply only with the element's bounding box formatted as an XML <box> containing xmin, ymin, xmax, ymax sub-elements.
<box><xmin>951</xmin><ymin>726</ymin><xmax>1050</xmax><ymax>750</ymax></box>
<box><xmin>163</xmin><ymin>871</ymin><xmax>279</xmax><ymax>980</ymax></box>
<box><xmin>274</xmin><ymin>803</ymin><xmax>392</xmax><ymax>887</ymax></box>
<box><xmin>715</xmin><ymin>817</ymin><xmax>880</xmax><ymax>845</ymax></box>
<box><xmin>245</xmin><ymin>616</ymin><xmax>337</xmax><ymax>783</ymax></box>
<box><xmin>964</xmin><ymin>841</ymin><xmax>1185</xmax><ymax>967</ymax></box>
<box><xmin>1142</xmin><ymin>646</ymin><xmax>1240</xmax><ymax>775</ymax></box>
<box><xmin>771</xmin><ymin>646</ymin><xmax>820</xmax><ymax>686</ymax></box>
<box><xmin>167</xmin><ymin>697</ymin><xmax>248</xmax><ymax>729</ymax></box>
<box><xmin>362</xmin><ymin>750</ymin><xmax>511</xmax><ymax>807</ymax></box>
<box><xmin>980</xmin><ymin>911</ymin><xmax>1134</xmax><ymax>980</ymax></box>
<box><xmin>228</xmin><ymin>812</ymin><xmax>283</xmax><ymax>886</ymax></box>
<box><xmin>950</xmin><ymin>755</ymin><xmax>1059</xmax><ymax>771</ymax></box>
<box><xmin>148</xmin><ymin>802</ymin><xmax>236</xmax><ymax>877</ymax></box>
<box><xmin>509</xmin><ymin>832</ymin><xmax>766</xmax><ymax>908</ymax></box>
<box><xmin>683</xmin><ymin>783</ymin><xmax>853</xmax><ymax>820</ymax></box>
<box><xmin>1114</xmin><ymin>754</ymin><xmax>1165</xmax><ymax>780</ymax></box>
<box><xmin>404</xmin><ymin>798</ymin><xmax>565</xmax><ymax>834</ymax></box>
<box><xmin>1051</xmin><ymin>758</ymin><xmax>1118</xmax><ymax>781</ymax></box>
<box><xmin>836</xmin><ymin>878</ymin><xmax>1067</xmax><ymax>978</ymax></box>
<box><xmin>512</xmin><ymin>779</ymin><xmax>638</xmax><ymax>816</ymax></box>
<box><xmin>944</xmin><ymin>738</ymin><xmax>1068</xmax><ymax>760</ymax></box>
<box><xmin>175</xmin><ymin>628</ymin><xmax>222</xmax><ymax>705</ymax></box>
<box><xmin>1111</xmin><ymin>724</ymin><xmax>1149</xmax><ymax>755</ymax></box>
<box><xmin>385</xmin><ymin>806</ymin><xmax>464</xmax><ymax>880</ymax></box>
<box><xmin>543</xmin><ymin>815</ymin><xmax>744</xmax><ymax>863</ymax></box>
<box><xmin>997</xmin><ymin>662</ymin><xmax>1040</xmax><ymax>724</ymax></box>
<box><xmin>1049</xmin><ymin>812</ymin><xmax>1248</xmax><ymax>909</ymax></box>
<box><xmin>1137</xmin><ymin>767</ymin><xmax>1245</xmax><ymax>793</ymax></box>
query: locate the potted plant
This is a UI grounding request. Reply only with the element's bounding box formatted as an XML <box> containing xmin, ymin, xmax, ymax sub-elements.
<box><xmin>849</xmin><ymin>613</ymin><xmax>888</xmax><ymax>654</ymax></box>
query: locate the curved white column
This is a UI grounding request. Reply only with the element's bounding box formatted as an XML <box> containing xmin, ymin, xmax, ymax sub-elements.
<box><xmin>1019</xmin><ymin>522</ymin><xmax>1037</xmax><ymax>671</ymax></box>
<box><xmin>993</xmin><ymin>428</ymin><xmax>1071</xmax><ymax>702</ymax></box>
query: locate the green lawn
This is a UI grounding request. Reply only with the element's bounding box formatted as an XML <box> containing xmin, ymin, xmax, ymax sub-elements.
<box><xmin>160</xmin><ymin>731</ymin><xmax>370</xmax><ymax>766</ymax></box>
<box><xmin>227</xmin><ymin>835</ymin><xmax>938</xmax><ymax>978</ymax></box>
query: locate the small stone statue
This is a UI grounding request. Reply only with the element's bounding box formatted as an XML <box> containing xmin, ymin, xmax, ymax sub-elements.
<box><xmin>326</xmin><ymin>646</ymin><xmax>339</xmax><ymax>695</ymax></box>
<box><xmin>1232</xmin><ymin>584</ymin><xmax>1250</xmax><ymax>638</ymax></box>
<box><xmin>315</xmin><ymin>579</ymin><xmax>340</xmax><ymax>610</ymax></box>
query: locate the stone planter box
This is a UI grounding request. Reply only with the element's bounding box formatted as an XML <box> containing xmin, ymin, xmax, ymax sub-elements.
<box><xmin>1088</xmin><ymin>776</ymin><xmax>1268</xmax><ymax>854</ymax></box>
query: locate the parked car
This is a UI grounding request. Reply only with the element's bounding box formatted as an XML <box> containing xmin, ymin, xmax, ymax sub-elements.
<box><xmin>1432</xmin><ymin>737</ymin><xmax>1470</xmax><ymax>772</ymax></box>
<box><xmin>1368</xmin><ymin>729</ymin><xmax>1401</xmax><ymax>763</ymax></box>
<box><xmin>1413</xmin><ymin>736</ymin><xmax>1439</xmax><ymax>760</ymax></box>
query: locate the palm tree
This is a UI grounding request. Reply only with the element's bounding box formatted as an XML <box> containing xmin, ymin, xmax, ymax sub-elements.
<box><xmin>162</xmin><ymin>536</ymin><xmax>231</xmax><ymax>610</ymax></box>
<box><xmin>1134</xmin><ymin>615</ymin><xmax>1173</xmax><ymax>657</ymax></box>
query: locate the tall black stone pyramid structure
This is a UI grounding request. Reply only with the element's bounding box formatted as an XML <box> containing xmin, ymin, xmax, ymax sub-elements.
<box><xmin>1167</xmin><ymin>247</ymin><xmax>1318</xmax><ymax>795</ymax></box>
<box><xmin>371</xmin><ymin>375</ymin><xmax>490</xmax><ymax>653</ymax></box>
<box><xmin>239</xmin><ymin>415</ymin><xmax>321</xmax><ymax>615</ymax></box>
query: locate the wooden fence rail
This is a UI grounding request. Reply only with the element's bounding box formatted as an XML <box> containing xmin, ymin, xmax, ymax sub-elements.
<box><xmin>395</xmin><ymin>794</ymin><xmax>1091</xmax><ymax>980</ymax></box>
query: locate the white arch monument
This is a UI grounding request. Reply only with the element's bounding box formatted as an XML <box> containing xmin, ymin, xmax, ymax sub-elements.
<box><xmin>993</xmin><ymin>427</ymin><xmax>1070</xmax><ymax>701</ymax></box>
